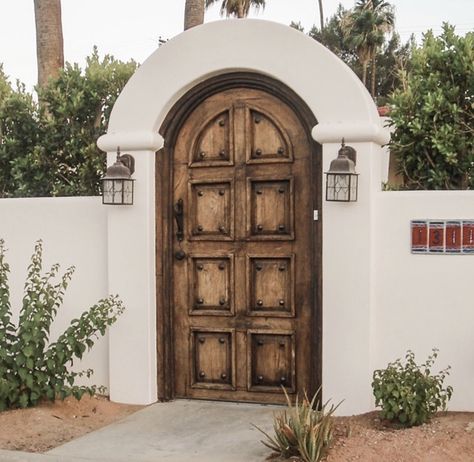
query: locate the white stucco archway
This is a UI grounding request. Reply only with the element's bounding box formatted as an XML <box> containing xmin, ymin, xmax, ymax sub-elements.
<box><xmin>98</xmin><ymin>19</ymin><xmax>389</xmax><ymax>415</ymax></box>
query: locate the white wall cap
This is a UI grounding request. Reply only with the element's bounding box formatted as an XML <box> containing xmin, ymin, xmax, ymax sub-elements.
<box><xmin>104</xmin><ymin>19</ymin><xmax>380</xmax><ymax>137</ymax></box>
<box><xmin>312</xmin><ymin>122</ymin><xmax>391</xmax><ymax>145</ymax></box>
<box><xmin>97</xmin><ymin>131</ymin><xmax>164</xmax><ymax>152</ymax></box>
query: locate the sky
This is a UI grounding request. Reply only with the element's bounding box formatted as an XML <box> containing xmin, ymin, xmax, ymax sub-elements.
<box><xmin>0</xmin><ymin>0</ymin><xmax>473</xmax><ymax>91</ymax></box>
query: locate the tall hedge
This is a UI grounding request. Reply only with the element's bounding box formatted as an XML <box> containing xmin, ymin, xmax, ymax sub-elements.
<box><xmin>389</xmin><ymin>24</ymin><xmax>474</xmax><ymax>190</ymax></box>
<box><xmin>0</xmin><ymin>50</ymin><xmax>137</xmax><ymax>197</ymax></box>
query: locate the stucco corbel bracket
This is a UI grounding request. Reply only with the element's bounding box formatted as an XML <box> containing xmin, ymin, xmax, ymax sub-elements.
<box><xmin>312</xmin><ymin>123</ymin><xmax>390</xmax><ymax>145</ymax></box>
<box><xmin>97</xmin><ymin>131</ymin><xmax>164</xmax><ymax>152</ymax></box>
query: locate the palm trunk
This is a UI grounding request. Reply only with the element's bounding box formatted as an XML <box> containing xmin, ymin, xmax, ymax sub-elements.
<box><xmin>238</xmin><ymin>4</ymin><xmax>244</xmax><ymax>18</ymax></box>
<box><xmin>184</xmin><ymin>0</ymin><xmax>205</xmax><ymax>30</ymax></box>
<box><xmin>318</xmin><ymin>0</ymin><xmax>324</xmax><ymax>31</ymax></box>
<box><xmin>361</xmin><ymin>61</ymin><xmax>368</xmax><ymax>87</ymax></box>
<box><xmin>34</xmin><ymin>0</ymin><xmax>64</xmax><ymax>88</ymax></box>
<box><xmin>370</xmin><ymin>55</ymin><xmax>377</xmax><ymax>98</ymax></box>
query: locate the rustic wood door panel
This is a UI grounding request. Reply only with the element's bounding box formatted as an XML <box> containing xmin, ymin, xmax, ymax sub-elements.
<box><xmin>171</xmin><ymin>87</ymin><xmax>316</xmax><ymax>403</ymax></box>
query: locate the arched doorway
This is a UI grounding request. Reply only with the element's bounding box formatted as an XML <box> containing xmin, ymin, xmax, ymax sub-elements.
<box><xmin>156</xmin><ymin>73</ymin><xmax>321</xmax><ymax>403</ymax></box>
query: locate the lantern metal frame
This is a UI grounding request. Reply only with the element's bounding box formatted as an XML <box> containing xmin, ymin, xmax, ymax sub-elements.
<box><xmin>325</xmin><ymin>139</ymin><xmax>359</xmax><ymax>202</ymax></box>
<box><xmin>101</xmin><ymin>148</ymin><xmax>136</xmax><ymax>205</ymax></box>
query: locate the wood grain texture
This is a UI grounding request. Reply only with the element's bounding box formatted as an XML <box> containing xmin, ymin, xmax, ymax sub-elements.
<box><xmin>158</xmin><ymin>74</ymin><xmax>321</xmax><ymax>404</ymax></box>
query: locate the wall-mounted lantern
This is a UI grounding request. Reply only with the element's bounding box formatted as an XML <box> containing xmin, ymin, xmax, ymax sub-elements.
<box><xmin>325</xmin><ymin>139</ymin><xmax>359</xmax><ymax>202</ymax></box>
<box><xmin>101</xmin><ymin>147</ymin><xmax>135</xmax><ymax>205</ymax></box>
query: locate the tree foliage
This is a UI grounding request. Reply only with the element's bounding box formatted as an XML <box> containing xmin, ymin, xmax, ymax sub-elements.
<box><xmin>0</xmin><ymin>50</ymin><xmax>137</xmax><ymax>198</ymax></box>
<box><xmin>205</xmin><ymin>0</ymin><xmax>265</xmax><ymax>18</ymax></box>
<box><xmin>292</xmin><ymin>3</ymin><xmax>410</xmax><ymax>103</ymax></box>
<box><xmin>389</xmin><ymin>24</ymin><xmax>474</xmax><ymax>189</ymax></box>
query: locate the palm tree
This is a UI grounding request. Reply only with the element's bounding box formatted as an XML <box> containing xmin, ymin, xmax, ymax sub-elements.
<box><xmin>184</xmin><ymin>0</ymin><xmax>205</xmax><ymax>30</ymax></box>
<box><xmin>342</xmin><ymin>0</ymin><xmax>394</xmax><ymax>97</ymax></box>
<box><xmin>318</xmin><ymin>0</ymin><xmax>324</xmax><ymax>32</ymax></box>
<box><xmin>205</xmin><ymin>0</ymin><xmax>265</xmax><ymax>19</ymax></box>
<box><xmin>34</xmin><ymin>0</ymin><xmax>64</xmax><ymax>88</ymax></box>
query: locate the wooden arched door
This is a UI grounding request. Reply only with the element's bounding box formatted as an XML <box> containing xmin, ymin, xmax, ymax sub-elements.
<box><xmin>159</xmin><ymin>80</ymin><xmax>321</xmax><ymax>404</ymax></box>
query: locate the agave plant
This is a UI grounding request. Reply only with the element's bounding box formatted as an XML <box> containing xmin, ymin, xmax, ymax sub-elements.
<box><xmin>254</xmin><ymin>388</ymin><xmax>341</xmax><ymax>462</ymax></box>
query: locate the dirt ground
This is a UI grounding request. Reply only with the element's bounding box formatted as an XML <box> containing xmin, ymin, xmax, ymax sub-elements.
<box><xmin>0</xmin><ymin>395</ymin><xmax>143</xmax><ymax>453</ymax></box>
<box><xmin>325</xmin><ymin>411</ymin><xmax>474</xmax><ymax>462</ymax></box>
<box><xmin>0</xmin><ymin>399</ymin><xmax>473</xmax><ymax>460</ymax></box>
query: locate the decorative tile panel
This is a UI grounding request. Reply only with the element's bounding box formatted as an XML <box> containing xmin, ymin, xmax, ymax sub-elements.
<box><xmin>411</xmin><ymin>220</ymin><xmax>474</xmax><ymax>254</ymax></box>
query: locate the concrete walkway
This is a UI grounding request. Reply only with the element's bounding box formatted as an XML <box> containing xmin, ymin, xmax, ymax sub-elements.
<box><xmin>28</xmin><ymin>400</ymin><xmax>280</xmax><ymax>462</ymax></box>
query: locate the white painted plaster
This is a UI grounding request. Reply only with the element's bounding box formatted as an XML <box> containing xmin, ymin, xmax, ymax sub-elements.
<box><xmin>375</xmin><ymin>191</ymin><xmax>474</xmax><ymax>412</ymax></box>
<box><xmin>99</xmin><ymin>19</ymin><xmax>388</xmax><ymax>411</ymax></box>
<box><xmin>106</xmin><ymin>151</ymin><xmax>157</xmax><ymax>405</ymax></box>
<box><xmin>0</xmin><ymin>197</ymin><xmax>109</xmax><ymax>389</ymax></box>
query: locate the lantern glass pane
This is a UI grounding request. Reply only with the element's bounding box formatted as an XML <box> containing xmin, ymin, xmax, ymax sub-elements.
<box><xmin>123</xmin><ymin>180</ymin><xmax>134</xmax><ymax>205</ymax></box>
<box><xmin>112</xmin><ymin>179</ymin><xmax>123</xmax><ymax>204</ymax></box>
<box><xmin>334</xmin><ymin>173</ymin><xmax>350</xmax><ymax>201</ymax></box>
<box><xmin>102</xmin><ymin>179</ymin><xmax>115</xmax><ymax>204</ymax></box>
<box><xmin>349</xmin><ymin>175</ymin><xmax>358</xmax><ymax>202</ymax></box>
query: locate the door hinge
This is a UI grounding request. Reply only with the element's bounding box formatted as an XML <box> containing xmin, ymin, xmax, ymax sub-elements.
<box><xmin>313</xmin><ymin>210</ymin><xmax>319</xmax><ymax>221</ymax></box>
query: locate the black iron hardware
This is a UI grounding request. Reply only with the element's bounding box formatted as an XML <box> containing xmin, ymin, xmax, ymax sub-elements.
<box><xmin>197</xmin><ymin>225</ymin><xmax>203</xmax><ymax>232</ymax></box>
<box><xmin>199</xmin><ymin>371</ymin><xmax>206</xmax><ymax>378</ymax></box>
<box><xmin>280</xmin><ymin>377</ymin><xmax>287</xmax><ymax>383</ymax></box>
<box><xmin>255</xmin><ymin>149</ymin><xmax>262</xmax><ymax>156</ymax></box>
<box><xmin>197</xmin><ymin>264</ymin><xmax>204</xmax><ymax>271</ymax></box>
<box><xmin>257</xmin><ymin>224</ymin><xmax>263</xmax><ymax>231</ymax></box>
<box><xmin>197</xmin><ymin>298</ymin><xmax>204</xmax><ymax>304</ymax></box>
<box><xmin>279</xmin><ymin>265</ymin><xmax>286</xmax><ymax>271</ymax></box>
<box><xmin>256</xmin><ymin>190</ymin><xmax>263</xmax><ymax>195</ymax></box>
<box><xmin>199</xmin><ymin>337</ymin><xmax>205</xmax><ymax>344</ymax></box>
<box><xmin>174</xmin><ymin>199</ymin><xmax>184</xmax><ymax>242</ymax></box>
<box><xmin>256</xmin><ymin>264</ymin><xmax>263</xmax><ymax>271</ymax></box>
<box><xmin>199</xmin><ymin>151</ymin><xmax>206</xmax><ymax>158</ymax></box>
<box><xmin>219</xmin><ymin>337</ymin><xmax>226</xmax><ymax>344</ymax></box>
<box><xmin>257</xmin><ymin>339</ymin><xmax>264</xmax><ymax>346</ymax></box>
<box><xmin>198</xmin><ymin>190</ymin><xmax>204</xmax><ymax>197</ymax></box>
<box><xmin>278</xmin><ymin>224</ymin><xmax>285</xmax><ymax>232</ymax></box>
<box><xmin>278</xmin><ymin>187</ymin><xmax>285</xmax><ymax>193</ymax></box>
<box><xmin>219</xmin><ymin>119</ymin><xmax>225</xmax><ymax>127</ymax></box>
<box><xmin>279</xmin><ymin>299</ymin><xmax>285</xmax><ymax>306</ymax></box>
<box><xmin>279</xmin><ymin>341</ymin><xmax>285</xmax><ymax>348</ymax></box>
<box><xmin>221</xmin><ymin>373</ymin><xmax>227</xmax><ymax>380</ymax></box>
<box><xmin>218</xmin><ymin>225</ymin><xmax>226</xmax><ymax>233</ymax></box>
<box><xmin>218</xmin><ymin>262</ymin><xmax>226</xmax><ymax>270</ymax></box>
<box><xmin>257</xmin><ymin>299</ymin><xmax>263</xmax><ymax>306</ymax></box>
<box><xmin>175</xmin><ymin>250</ymin><xmax>186</xmax><ymax>260</ymax></box>
<box><xmin>257</xmin><ymin>375</ymin><xmax>263</xmax><ymax>382</ymax></box>
<box><xmin>218</xmin><ymin>189</ymin><xmax>225</xmax><ymax>195</ymax></box>
<box><xmin>219</xmin><ymin>298</ymin><xmax>226</xmax><ymax>306</ymax></box>
<box><xmin>219</xmin><ymin>150</ymin><xmax>226</xmax><ymax>157</ymax></box>
<box><xmin>278</xmin><ymin>147</ymin><xmax>285</xmax><ymax>155</ymax></box>
<box><xmin>254</xmin><ymin>117</ymin><xmax>261</xmax><ymax>124</ymax></box>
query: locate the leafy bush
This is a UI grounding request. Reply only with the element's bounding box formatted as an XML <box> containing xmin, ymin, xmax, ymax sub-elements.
<box><xmin>0</xmin><ymin>239</ymin><xmax>124</xmax><ymax>411</ymax></box>
<box><xmin>389</xmin><ymin>24</ymin><xmax>474</xmax><ymax>189</ymax></box>
<box><xmin>372</xmin><ymin>349</ymin><xmax>453</xmax><ymax>427</ymax></box>
<box><xmin>0</xmin><ymin>49</ymin><xmax>137</xmax><ymax>198</ymax></box>
<box><xmin>254</xmin><ymin>388</ymin><xmax>340</xmax><ymax>462</ymax></box>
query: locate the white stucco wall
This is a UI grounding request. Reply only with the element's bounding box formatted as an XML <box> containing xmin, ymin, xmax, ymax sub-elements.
<box><xmin>0</xmin><ymin>197</ymin><xmax>110</xmax><ymax>389</ymax></box>
<box><xmin>374</xmin><ymin>191</ymin><xmax>474</xmax><ymax>412</ymax></box>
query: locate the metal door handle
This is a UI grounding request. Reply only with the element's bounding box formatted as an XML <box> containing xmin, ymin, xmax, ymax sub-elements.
<box><xmin>174</xmin><ymin>199</ymin><xmax>184</xmax><ymax>241</ymax></box>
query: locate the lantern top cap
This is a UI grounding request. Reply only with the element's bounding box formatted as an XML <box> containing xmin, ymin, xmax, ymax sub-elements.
<box><xmin>327</xmin><ymin>139</ymin><xmax>357</xmax><ymax>174</ymax></box>
<box><xmin>103</xmin><ymin>147</ymin><xmax>135</xmax><ymax>180</ymax></box>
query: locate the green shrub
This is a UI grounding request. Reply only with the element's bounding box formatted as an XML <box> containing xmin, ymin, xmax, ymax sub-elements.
<box><xmin>254</xmin><ymin>388</ymin><xmax>340</xmax><ymax>462</ymax></box>
<box><xmin>389</xmin><ymin>24</ymin><xmax>474</xmax><ymax>189</ymax></box>
<box><xmin>372</xmin><ymin>349</ymin><xmax>453</xmax><ymax>427</ymax></box>
<box><xmin>0</xmin><ymin>239</ymin><xmax>124</xmax><ymax>411</ymax></box>
<box><xmin>0</xmin><ymin>50</ymin><xmax>137</xmax><ymax>198</ymax></box>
